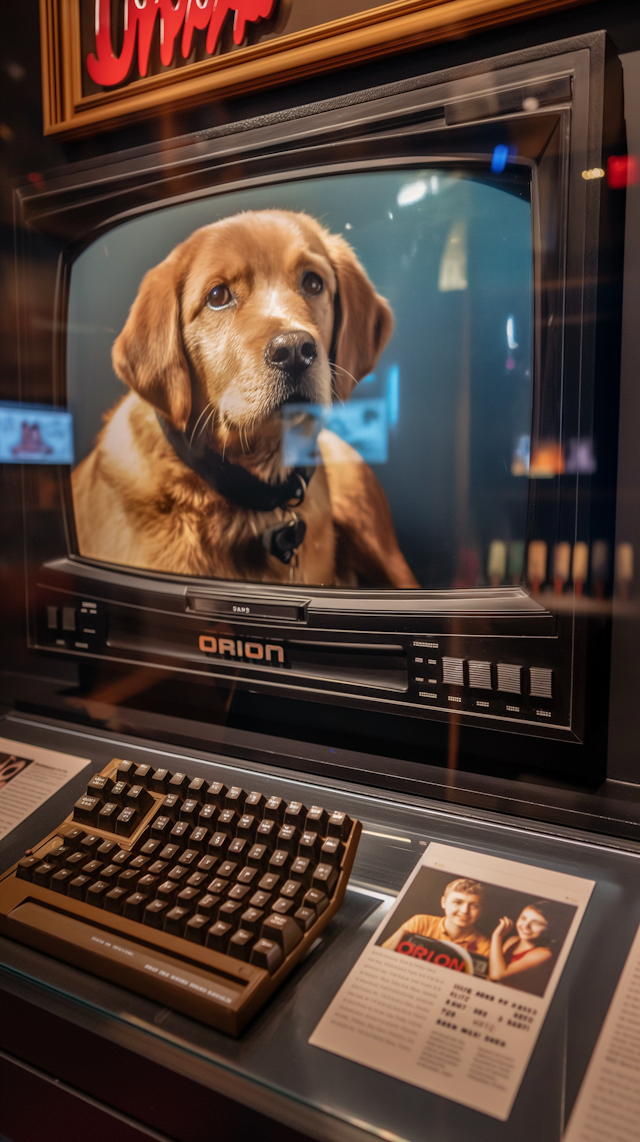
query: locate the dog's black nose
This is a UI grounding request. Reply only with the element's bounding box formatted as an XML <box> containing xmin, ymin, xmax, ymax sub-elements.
<box><xmin>266</xmin><ymin>331</ymin><xmax>317</xmax><ymax>376</ymax></box>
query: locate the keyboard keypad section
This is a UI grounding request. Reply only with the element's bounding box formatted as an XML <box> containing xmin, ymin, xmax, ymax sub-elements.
<box><xmin>0</xmin><ymin>757</ymin><xmax>362</xmax><ymax>1036</ymax></box>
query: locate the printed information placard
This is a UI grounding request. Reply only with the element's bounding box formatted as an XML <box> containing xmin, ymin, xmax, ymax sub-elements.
<box><xmin>0</xmin><ymin>737</ymin><xmax>90</xmax><ymax>841</ymax></box>
<box><xmin>310</xmin><ymin>843</ymin><xmax>594</xmax><ymax>1120</ymax></box>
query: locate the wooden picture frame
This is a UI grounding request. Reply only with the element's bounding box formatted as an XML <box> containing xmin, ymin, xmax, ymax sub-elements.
<box><xmin>40</xmin><ymin>0</ymin><xmax>595</xmax><ymax>137</ymax></box>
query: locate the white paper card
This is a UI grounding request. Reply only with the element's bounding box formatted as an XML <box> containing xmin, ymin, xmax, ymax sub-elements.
<box><xmin>563</xmin><ymin>919</ymin><xmax>640</xmax><ymax>1142</ymax></box>
<box><xmin>0</xmin><ymin>736</ymin><xmax>90</xmax><ymax>841</ymax></box>
<box><xmin>310</xmin><ymin>842</ymin><xmax>594</xmax><ymax>1120</ymax></box>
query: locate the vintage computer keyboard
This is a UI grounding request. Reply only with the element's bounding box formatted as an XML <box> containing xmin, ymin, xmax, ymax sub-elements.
<box><xmin>0</xmin><ymin>758</ymin><xmax>361</xmax><ymax>1034</ymax></box>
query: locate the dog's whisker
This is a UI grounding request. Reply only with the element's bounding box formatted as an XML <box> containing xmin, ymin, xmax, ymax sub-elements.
<box><xmin>189</xmin><ymin>401</ymin><xmax>215</xmax><ymax>447</ymax></box>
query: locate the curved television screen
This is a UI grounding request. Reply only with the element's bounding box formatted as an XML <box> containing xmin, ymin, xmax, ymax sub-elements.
<box><xmin>67</xmin><ymin>166</ymin><xmax>533</xmax><ymax>590</ymax></box>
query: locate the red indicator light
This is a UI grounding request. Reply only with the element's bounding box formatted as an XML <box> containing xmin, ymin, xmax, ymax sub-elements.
<box><xmin>607</xmin><ymin>155</ymin><xmax>640</xmax><ymax>189</ymax></box>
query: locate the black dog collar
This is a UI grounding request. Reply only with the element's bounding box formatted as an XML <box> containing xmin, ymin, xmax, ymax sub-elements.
<box><xmin>157</xmin><ymin>413</ymin><xmax>315</xmax><ymax>563</ymax></box>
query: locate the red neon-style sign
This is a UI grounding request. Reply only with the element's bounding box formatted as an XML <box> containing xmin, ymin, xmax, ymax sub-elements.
<box><xmin>87</xmin><ymin>0</ymin><xmax>277</xmax><ymax>87</ymax></box>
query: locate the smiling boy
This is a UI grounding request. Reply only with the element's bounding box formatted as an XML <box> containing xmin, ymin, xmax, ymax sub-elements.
<box><xmin>381</xmin><ymin>877</ymin><xmax>491</xmax><ymax>956</ymax></box>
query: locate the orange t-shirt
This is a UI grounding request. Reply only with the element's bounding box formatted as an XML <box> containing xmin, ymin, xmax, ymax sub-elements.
<box><xmin>384</xmin><ymin>913</ymin><xmax>491</xmax><ymax>956</ymax></box>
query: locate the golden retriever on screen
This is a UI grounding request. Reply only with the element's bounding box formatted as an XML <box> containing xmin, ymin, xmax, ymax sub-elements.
<box><xmin>72</xmin><ymin>210</ymin><xmax>418</xmax><ymax>588</ymax></box>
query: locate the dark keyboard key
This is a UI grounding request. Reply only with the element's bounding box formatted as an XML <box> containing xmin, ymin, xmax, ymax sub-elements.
<box><xmin>129</xmin><ymin>855</ymin><xmax>149</xmax><ymax>872</ymax></box>
<box><xmin>118</xmin><ymin>868</ymin><xmax>140</xmax><ymax>888</ymax></box>
<box><xmin>196</xmin><ymin>855</ymin><xmax>216</xmax><ymax>874</ymax></box>
<box><xmin>205</xmin><ymin>781</ymin><xmax>227</xmax><ymax>808</ymax></box>
<box><xmin>104</xmin><ymin>886</ymin><xmax>128</xmax><ymax>913</ymax></box>
<box><xmin>179</xmin><ymin>798</ymin><xmax>199</xmax><ymax>825</ymax></box>
<box><xmin>96</xmin><ymin>839</ymin><xmax>118</xmax><ymax>859</ymax></box>
<box><xmin>249</xmin><ymin>890</ymin><xmax>272</xmax><ymax>910</ymax></box>
<box><xmin>186</xmin><ymin>871</ymin><xmax>207</xmax><ymax>889</ymax></box>
<box><xmin>247</xmin><ymin>844</ymin><xmax>269</xmax><ymax>869</ymax></box>
<box><xmin>86</xmin><ymin>880</ymin><xmax>109</xmax><ymax>905</ymax></box>
<box><xmin>150</xmin><ymin>816</ymin><xmax>173</xmax><ymax>840</ymax></box>
<box><xmin>47</xmin><ymin>843</ymin><xmax>72</xmax><ymax>866</ymax></box>
<box><xmin>123</xmin><ymin>892</ymin><xmax>149</xmax><ymax>920</ymax></box>
<box><xmin>327</xmin><ymin>811</ymin><xmax>352</xmax><ymax>840</ymax></box>
<box><xmin>228</xmin><ymin>883</ymin><xmax>251</xmax><ymax>903</ymax></box>
<box><xmin>303</xmin><ymin>888</ymin><xmax>329</xmax><ymax>916</ymax></box>
<box><xmin>320</xmin><ymin>837</ymin><xmax>344</xmax><ymax>866</ymax></box>
<box><xmin>111</xmin><ymin>848</ymin><xmax>130</xmax><ymax>866</ymax></box>
<box><xmin>276</xmin><ymin>825</ymin><xmax>298</xmax><ymax>854</ymax></box>
<box><xmin>100</xmin><ymin>864</ymin><xmax>120</xmax><ymax>881</ymax></box>
<box><xmin>60</xmin><ymin>826</ymin><xmax>84</xmax><ymax>848</ymax></box>
<box><xmin>126</xmin><ymin>785</ymin><xmax>153</xmax><ymax>814</ymax></box>
<box><xmin>148</xmin><ymin>860</ymin><xmax>169</xmax><ymax>876</ymax></box>
<box><xmin>298</xmin><ymin>831</ymin><xmax>322</xmax><ymax>861</ymax></box>
<box><xmin>264</xmin><ymin>796</ymin><xmax>285</xmax><ymax>823</ymax></box>
<box><xmin>65</xmin><ymin>851</ymin><xmax>86</xmax><ymax>869</ymax></box>
<box><xmin>228</xmin><ymin>929</ymin><xmax>254</xmax><ymax>961</ymax></box>
<box><xmin>176</xmin><ymin>886</ymin><xmax>201</xmax><ymax>910</ymax></box>
<box><xmin>196</xmin><ymin>893</ymin><xmax>221</xmax><ymax>918</ymax></box>
<box><xmin>139</xmin><ymin>839</ymin><xmax>162</xmax><ymax>857</ymax></box>
<box><xmin>79</xmin><ymin>834</ymin><xmax>102</xmax><ymax>854</ymax></box>
<box><xmin>280</xmin><ymin>879</ymin><xmax>304</xmax><ymax>903</ymax></box>
<box><xmin>81</xmin><ymin>860</ymin><xmax>103</xmax><ymax>877</ymax></box>
<box><xmin>305</xmin><ymin>805</ymin><xmax>329</xmax><ymax>834</ymax></box>
<box><xmin>198</xmin><ymin>804</ymin><xmax>217</xmax><ymax>827</ymax></box>
<box><xmin>187</xmin><ymin>777</ymin><xmax>207</xmax><ymax>802</ymax></box>
<box><xmin>207</xmin><ymin>878</ymin><xmax>230</xmax><ymax>897</ymax></box>
<box><xmin>256</xmin><ymin>819</ymin><xmax>279</xmax><ymax>849</ymax></box>
<box><xmin>251</xmin><ymin>937</ymin><xmax>284</xmax><ymax>973</ymax></box>
<box><xmin>68</xmin><ymin>875</ymin><xmax>91</xmax><ymax>900</ymax></box>
<box><xmin>239</xmin><ymin>907</ymin><xmax>264</xmax><ymax>934</ymax></box>
<box><xmin>236</xmin><ymin>866</ymin><xmax>259</xmax><ymax>886</ymax></box>
<box><xmin>290</xmin><ymin>857</ymin><xmax>313</xmax><ymax>886</ymax></box>
<box><xmin>216</xmin><ymin>810</ymin><xmax>236</xmax><ymax>837</ymax></box>
<box><xmin>185</xmin><ymin>914</ymin><xmax>209</xmax><ymax>943</ymax></box>
<box><xmin>98</xmin><ymin>802</ymin><xmax>120</xmax><ymax>829</ymax></box>
<box><xmin>188</xmin><ymin>827</ymin><xmax>209</xmax><ymax>852</ymax></box>
<box><xmin>73</xmin><ymin>795</ymin><xmax>101</xmax><ymax>825</ymax></box>
<box><xmin>167</xmin><ymin>865</ymin><xmax>188</xmax><ymax>882</ymax></box>
<box><xmin>133</xmin><ymin>764</ymin><xmax>152</xmax><ymax>786</ymax></box>
<box><xmin>312</xmin><ymin>863</ymin><xmax>338</xmax><ymax>893</ymax></box>
<box><xmin>16</xmin><ymin>856</ymin><xmax>40</xmax><ymax>880</ymax></box>
<box><xmin>170</xmin><ymin>821</ymin><xmax>189</xmax><ymax>843</ymax></box>
<box><xmin>50</xmin><ymin>868</ymin><xmax>75</xmax><ymax>893</ymax></box>
<box><xmin>244</xmin><ymin>791</ymin><xmax>265</xmax><ymax>816</ymax></box>
<box><xmin>110</xmin><ymin>780</ymin><xmax>128</xmax><ymax>804</ymax></box>
<box><xmin>159</xmin><ymin>844</ymin><xmax>181</xmax><ymax>862</ymax></box>
<box><xmin>168</xmin><ymin>772</ymin><xmax>189</xmax><ymax>794</ymax></box>
<box><xmin>268</xmin><ymin>849</ymin><xmax>291</xmax><ymax>875</ymax></box>
<box><xmin>177</xmin><ymin>849</ymin><xmax>199</xmax><ymax>868</ymax></box>
<box><xmin>115</xmin><ymin>806</ymin><xmax>138</xmax><ymax>837</ymax></box>
<box><xmin>236</xmin><ymin>814</ymin><xmax>258</xmax><ymax>840</ymax></box>
<box><xmin>261</xmin><ymin>913</ymin><xmax>302</xmax><ymax>955</ymax></box>
<box><xmin>224</xmin><ymin>786</ymin><xmax>245</xmax><ymax>811</ymax></box>
<box><xmin>283</xmin><ymin>801</ymin><xmax>307</xmax><ymax>828</ymax></box>
<box><xmin>207</xmin><ymin>832</ymin><xmax>229</xmax><ymax>858</ymax></box>
<box><xmin>272</xmin><ymin>897</ymin><xmax>297</xmax><ymax>917</ymax></box>
<box><xmin>156</xmin><ymin>879</ymin><xmax>179</xmax><ymax>900</ymax></box>
<box><xmin>218</xmin><ymin>899</ymin><xmax>243</xmax><ymax>925</ymax></box>
<box><xmin>227</xmin><ymin>838</ymin><xmax>249</xmax><ymax>862</ymax></box>
<box><xmin>115</xmin><ymin>759</ymin><xmax>135</xmax><ymax>780</ymax></box>
<box><xmin>32</xmin><ymin>861</ymin><xmax>56</xmax><ymax>886</ymax></box>
<box><xmin>86</xmin><ymin>773</ymin><xmax>114</xmax><ymax>798</ymax></box>
<box><xmin>144</xmin><ymin>899</ymin><xmax>169</xmax><ymax>928</ymax></box>
<box><xmin>259</xmin><ymin>872</ymin><xmax>281</xmax><ymax>894</ymax></box>
<box><xmin>160</xmin><ymin>794</ymin><xmax>182</xmax><ymax>819</ymax></box>
<box><xmin>137</xmin><ymin>874</ymin><xmax>159</xmax><ymax>893</ymax></box>
<box><xmin>206</xmin><ymin>920</ymin><xmax>233</xmax><ymax>952</ymax></box>
<box><xmin>163</xmin><ymin>906</ymin><xmax>189</xmax><ymax>935</ymax></box>
<box><xmin>149</xmin><ymin>768</ymin><xmax>171</xmax><ymax>793</ymax></box>
<box><xmin>217</xmin><ymin>861</ymin><xmax>238</xmax><ymax>880</ymax></box>
<box><xmin>294</xmin><ymin>907</ymin><xmax>315</xmax><ymax>932</ymax></box>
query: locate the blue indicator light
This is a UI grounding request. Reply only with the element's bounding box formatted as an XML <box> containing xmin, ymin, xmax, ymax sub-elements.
<box><xmin>491</xmin><ymin>144</ymin><xmax>509</xmax><ymax>173</ymax></box>
<box><xmin>387</xmin><ymin>365</ymin><xmax>400</xmax><ymax>428</ymax></box>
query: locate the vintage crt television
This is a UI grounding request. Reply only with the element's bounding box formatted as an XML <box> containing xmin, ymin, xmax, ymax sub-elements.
<box><xmin>15</xmin><ymin>31</ymin><xmax>625</xmax><ymax>783</ymax></box>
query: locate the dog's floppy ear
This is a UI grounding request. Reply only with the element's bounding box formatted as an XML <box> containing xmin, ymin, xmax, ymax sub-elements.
<box><xmin>324</xmin><ymin>232</ymin><xmax>394</xmax><ymax>402</ymax></box>
<box><xmin>112</xmin><ymin>248</ymin><xmax>191</xmax><ymax>431</ymax></box>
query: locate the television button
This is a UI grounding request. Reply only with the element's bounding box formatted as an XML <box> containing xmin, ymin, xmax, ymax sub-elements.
<box><xmin>442</xmin><ymin>657</ymin><xmax>464</xmax><ymax>686</ymax></box>
<box><xmin>468</xmin><ymin>661</ymin><xmax>492</xmax><ymax>690</ymax></box>
<box><xmin>46</xmin><ymin>606</ymin><xmax>59</xmax><ymax>630</ymax></box>
<box><xmin>497</xmin><ymin>663</ymin><xmax>522</xmax><ymax>694</ymax></box>
<box><xmin>62</xmin><ymin>606</ymin><xmax>76</xmax><ymax>632</ymax></box>
<box><xmin>530</xmin><ymin>667</ymin><xmax>553</xmax><ymax>699</ymax></box>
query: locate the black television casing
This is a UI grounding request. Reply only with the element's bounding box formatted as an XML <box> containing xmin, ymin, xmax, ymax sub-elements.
<box><xmin>16</xmin><ymin>31</ymin><xmax>625</xmax><ymax>781</ymax></box>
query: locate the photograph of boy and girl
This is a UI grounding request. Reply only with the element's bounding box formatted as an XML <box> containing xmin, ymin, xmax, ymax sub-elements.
<box><xmin>378</xmin><ymin>871</ymin><xmax>577</xmax><ymax>997</ymax></box>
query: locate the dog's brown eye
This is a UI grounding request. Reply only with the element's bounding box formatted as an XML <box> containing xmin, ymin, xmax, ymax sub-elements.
<box><xmin>207</xmin><ymin>285</ymin><xmax>232</xmax><ymax>309</ymax></box>
<box><xmin>301</xmin><ymin>272</ymin><xmax>323</xmax><ymax>296</ymax></box>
